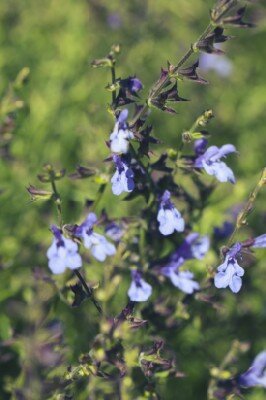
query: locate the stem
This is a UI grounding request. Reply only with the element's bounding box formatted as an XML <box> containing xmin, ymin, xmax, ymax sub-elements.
<box><xmin>227</xmin><ymin>167</ymin><xmax>266</xmax><ymax>247</ymax></box>
<box><xmin>129</xmin><ymin>143</ymin><xmax>156</xmax><ymax>192</ymax></box>
<box><xmin>129</xmin><ymin>24</ymin><xmax>213</xmax><ymax>127</ymax></box>
<box><xmin>50</xmin><ymin>179</ymin><xmax>63</xmax><ymax>228</ymax></box>
<box><xmin>91</xmin><ymin>183</ymin><xmax>107</xmax><ymax>212</ymax></box>
<box><xmin>74</xmin><ymin>269</ymin><xmax>103</xmax><ymax>315</ymax></box>
<box><xmin>111</xmin><ymin>62</ymin><xmax>116</xmax><ymax>105</ymax></box>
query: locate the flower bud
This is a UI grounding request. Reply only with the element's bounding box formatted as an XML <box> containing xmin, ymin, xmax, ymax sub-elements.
<box><xmin>27</xmin><ymin>185</ymin><xmax>53</xmax><ymax>201</ymax></box>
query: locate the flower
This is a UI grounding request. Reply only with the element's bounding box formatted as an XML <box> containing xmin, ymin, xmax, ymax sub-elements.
<box><xmin>157</xmin><ymin>190</ymin><xmax>185</xmax><ymax>236</ymax></box>
<box><xmin>105</xmin><ymin>222</ymin><xmax>124</xmax><ymax>242</ymax></box>
<box><xmin>194</xmin><ymin>138</ymin><xmax>208</xmax><ymax>156</ymax></box>
<box><xmin>127</xmin><ymin>270</ymin><xmax>152</xmax><ymax>302</ymax></box>
<box><xmin>120</xmin><ymin>77</ymin><xmax>143</xmax><ymax>94</ymax></box>
<box><xmin>252</xmin><ymin>234</ymin><xmax>266</xmax><ymax>248</ymax></box>
<box><xmin>238</xmin><ymin>351</ymin><xmax>266</xmax><ymax>388</ymax></box>
<box><xmin>165</xmin><ymin>233</ymin><xmax>210</xmax><ymax>266</ymax></box>
<box><xmin>189</xmin><ymin>234</ymin><xmax>210</xmax><ymax>260</ymax></box>
<box><xmin>214</xmin><ymin>221</ymin><xmax>234</xmax><ymax>239</ymax></box>
<box><xmin>47</xmin><ymin>225</ymin><xmax>82</xmax><ymax>274</ymax></box>
<box><xmin>200</xmin><ymin>53</ymin><xmax>233</xmax><ymax>77</ymax></box>
<box><xmin>195</xmin><ymin>144</ymin><xmax>237</xmax><ymax>183</ymax></box>
<box><xmin>111</xmin><ymin>155</ymin><xmax>135</xmax><ymax>196</ymax></box>
<box><xmin>109</xmin><ymin>109</ymin><xmax>134</xmax><ymax>153</ymax></box>
<box><xmin>214</xmin><ymin>243</ymin><xmax>244</xmax><ymax>293</ymax></box>
<box><xmin>75</xmin><ymin>213</ymin><xmax>116</xmax><ymax>262</ymax></box>
<box><xmin>162</xmin><ymin>262</ymin><xmax>200</xmax><ymax>294</ymax></box>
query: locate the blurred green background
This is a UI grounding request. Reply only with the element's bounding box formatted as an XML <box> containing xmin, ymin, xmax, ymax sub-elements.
<box><xmin>1</xmin><ymin>0</ymin><xmax>266</xmax><ymax>399</ymax></box>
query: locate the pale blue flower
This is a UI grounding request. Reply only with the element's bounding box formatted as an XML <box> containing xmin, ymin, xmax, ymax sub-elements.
<box><xmin>109</xmin><ymin>109</ymin><xmax>134</xmax><ymax>154</ymax></box>
<box><xmin>157</xmin><ymin>190</ymin><xmax>185</xmax><ymax>236</ymax></box>
<box><xmin>162</xmin><ymin>262</ymin><xmax>200</xmax><ymax>294</ymax></box>
<box><xmin>200</xmin><ymin>53</ymin><xmax>233</xmax><ymax>77</ymax></box>
<box><xmin>47</xmin><ymin>225</ymin><xmax>82</xmax><ymax>274</ymax></box>
<box><xmin>195</xmin><ymin>144</ymin><xmax>237</xmax><ymax>183</ymax></box>
<box><xmin>128</xmin><ymin>270</ymin><xmax>152</xmax><ymax>302</ymax></box>
<box><xmin>75</xmin><ymin>213</ymin><xmax>116</xmax><ymax>262</ymax></box>
<box><xmin>167</xmin><ymin>233</ymin><xmax>209</xmax><ymax>266</ymax></box>
<box><xmin>105</xmin><ymin>222</ymin><xmax>124</xmax><ymax>242</ymax></box>
<box><xmin>239</xmin><ymin>351</ymin><xmax>266</xmax><ymax>388</ymax></box>
<box><xmin>252</xmin><ymin>234</ymin><xmax>266</xmax><ymax>249</ymax></box>
<box><xmin>111</xmin><ymin>155</ymin><xmax>134</xmax><ymax>196</ymax></box>
<box><xmin>214</xmin><ymin>243</ymin><xmax>244</xmax><ymax>293</ymax></box>
<box><xmin>190</xmin><ymin>235</ymin><xmax>210</xmax><ymax>260</ymax></box>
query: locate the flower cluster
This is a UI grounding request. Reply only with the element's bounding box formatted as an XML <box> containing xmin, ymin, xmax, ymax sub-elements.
<box><xmin>47</xmin><ymin>213</ymin><xmax>117</xmax><ymax>273</ymax></box>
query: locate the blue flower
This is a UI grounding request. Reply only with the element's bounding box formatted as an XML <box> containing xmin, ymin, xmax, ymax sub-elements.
<box><xmin>109</xmin><ymin>109</ymin><xmax>134</xmax><ymax>153</ymax></box>
<box><xmin>120</xmin><ymin>76</ymin><xmax>143</xmax><ymax>94</ymax></box>
<box><xmin>75</xmin><ymin>213</ymin><xmax>116</xmax><ymax>262</ymax></box>
<box><xmin>157</xmin><ymin>190</ymin><xmax>185</xmax><ymax>236</ymax></box>
<box><xmin>111</xmin><ymin>155</ymin><xmax>135</xmax><ymax>196</ymax></box>
<box><xmin>105</xmin><ymin>222</ymin><xmax>124</xmax><ymax>242</ymax></box>
<box><xmin>195</xmin><ymin>144</ymin><xmax>237</xmax><ymax>183</ymax></box>
<box><xmin>47</xmin><ymin>225</ymin><xmax>82</xmax><ymax>274</ymax></box>
<box><xmin>127</xmin><ymin>270</ymin><xmax>152</xmax><ymax>302</ymax></box>
<box><xmin>252</xmin><ymin>234</ymin><xmax>266</xmax><ymax>248</ymax></box>
<box><xmin>188</xmin><ymin>234</ymin><xmax>210</xmax><ymax>260</ymax></box>
<box><xmin>214</xmin><ymin>243</ymin><xmax>244</xmax><ymax>293</ymax></box>
<box><xmin>128</xmin><ymin>77</ymin><xmax>143</xmax><ymax>93</ymax></box>
<box><xmin>162</xmin><ymin>261</ymin><xmax>200</xmax><ymax>294</ymax></box>
<box><xmin>194</xmin><ymin>138</ymin><xmax>208</xmax><ymax>156</ymax></box>
<box><xmin>214</xmin><ymin>221</ymin><xmax>234</xmax><ymax>239</ymax></box>
<box><xmin>166</xmin><ymin>233</ymin><xmax>210</xmax><ymax>265</ymax></box>
<box><xmin>200</xmin><ymin>52</ymin><xmax>233</xmax><ymax>77</ymax></box>
<box><xmin>238</xmin><ymin>351</ymin><xmax>266</xmax><ymax>388</ymax></box>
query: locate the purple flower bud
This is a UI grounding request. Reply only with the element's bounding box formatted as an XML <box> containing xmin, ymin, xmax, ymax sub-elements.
<box><xmin>47</xmin><ymin>225</ymin><xmax>82</xmax><ymax>274</ymax></box>
<box><xmin>129</xmin><ymin>77</ymin><xmax>143</xmax><ymax>92</ymax></box>
<box><xmin>252</xmin><ymin>234</ymin><xmax>266</xmax><ymax>248</ymax></box>
<box><xmin>128</xmin><ymin>270</ymin><xmax>152</xmax><ymax>302</ymax></box>
<box><xmin>107</xmin><ymin>13</ymin><xmax>122</xmax><ymax>30</ymax></box>
<box><xmin>75</xmin><ymin>214</ymin><xmax>116</xmax><ymax>262</ymax></box>
<box><xmin>239</xmin><ymin>351</ymin><xmax>266</xmax><ymax>388</ymax></box>
<box><xmin>109</xmin><ymin>109</ymin><xmax>134</xmax><ymax>154</ymax></box>
<box><xmin>214</xmin><ymin>243</ymin><xmax>244</xmax><ymax>293</ymax></box>
<box><xmin>195</xmin><ymin>144</ymin><xmax>237</xmax><ymax>183</ymax></box>
<box><xmin>157</xmin><ymin>190</ymin><xmax>185</xmax><ymax>236</ymax></box>
<box><xmin>194</xmin><ymin>138</ymin><xmax>208</xmax><ymax>156</ymax></box>
<box><xmin>111</xmin><ymin>155</ymin><xmax>135</xmax><ymax>196</ymax></box>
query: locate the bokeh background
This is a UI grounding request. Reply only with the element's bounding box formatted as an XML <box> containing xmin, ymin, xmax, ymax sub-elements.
<box><xmin>1</xmin><ymin>0</ymin><xmax>266</xmax><ymax>399</ymax></box>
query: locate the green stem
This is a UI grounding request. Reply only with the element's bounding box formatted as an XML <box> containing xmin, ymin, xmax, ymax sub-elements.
<box><xmin>50</xmin><ymin>179</ymin><xmax>63</xmax><ymax>229</ymax></box>
<box><xmin>129</xmin><ymin>143</ymin><xmax>156</xmax><ymax>192</ymax></box>
<box><xmin>227</xmin><ymin>167</ymin><xmax>266</xmax><ymax>247</ymax></box>
<box><xmin>91</xmin><ymin>183</ymin><xmax>107</xmax><ymax>212</ymax></box>
<box><xmin>74</xmin><ymin>269</ymin><xmax>103</xmax><ymax>315</ymax></box>
<box><xmin>111</xmin><ymin>62</ymin><xmax>116</xmax><ymax>106</ymax></box>
<box><xmin>129</xmin><ymin>24</ymin><xmax>213</xmax><ymax>127</ymax></box>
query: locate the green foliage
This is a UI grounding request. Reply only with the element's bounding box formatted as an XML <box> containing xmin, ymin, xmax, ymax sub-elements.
<box><xmin>0</xmin><ymin>0</ymin><xmax>266</xmax><ymax>399</ymax></box>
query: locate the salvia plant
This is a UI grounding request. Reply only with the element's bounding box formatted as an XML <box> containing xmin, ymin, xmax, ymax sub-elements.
<box><xmin>2</xmin><ymin>0</ymin><xmax>266</xmax><ymax>399</ymax></box>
